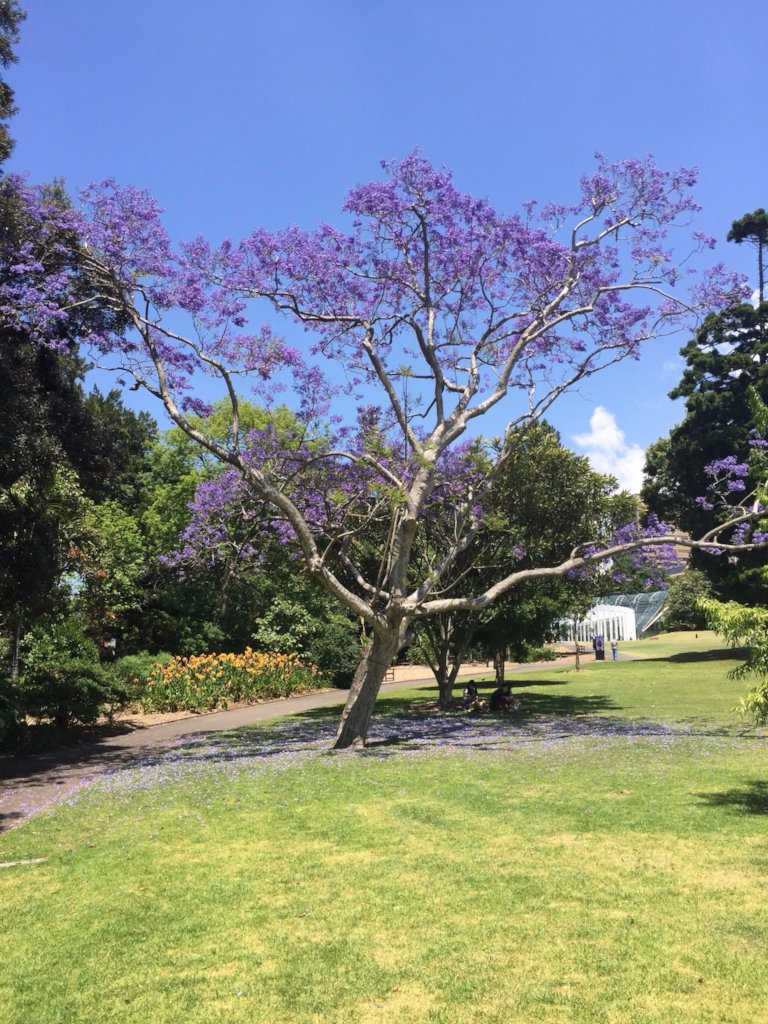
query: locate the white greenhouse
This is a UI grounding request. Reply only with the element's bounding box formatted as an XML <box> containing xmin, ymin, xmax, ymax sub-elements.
<box><xmin>558</xmin><ymin>591</ymin><xmax>670</xmax><ymax>643</ymax></box>
<box><xmin>560</xmin><ymin>603</ymin><xmax>637</xmax><ymax>643</ymax></box>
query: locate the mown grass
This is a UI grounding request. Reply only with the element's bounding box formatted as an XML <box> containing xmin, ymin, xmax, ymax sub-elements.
<box><xmin>1</xmin><ymin>632</ymin><xmax>766</xmax><ymax>1023</ymax></box>
<box><xmin>501</xmin><ymin>630</ymin><xmax>750</xmax><ymax>730</ymax></box>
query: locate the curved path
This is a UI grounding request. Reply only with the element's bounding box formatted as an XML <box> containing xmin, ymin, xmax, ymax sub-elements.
<box><xmin>0</xmin><ymin>655</ymin><xmax>604</xmax><ymax>833</ymax></box>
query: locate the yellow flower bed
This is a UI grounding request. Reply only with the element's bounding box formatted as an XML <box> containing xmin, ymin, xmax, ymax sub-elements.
<box><xmin>141</xmin><ymin>648</ymin><xmax>326</xmax><ymax>712</ymax></box>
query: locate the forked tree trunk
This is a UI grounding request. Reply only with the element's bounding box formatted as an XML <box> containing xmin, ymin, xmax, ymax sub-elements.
<box><xmin>435</xmin><ymin>614</ymin><xmax>480</xmax><ymax>707</ymax></box>
<box><xmin>333</xmin><ymin>628</ymin><xmax>402</xmax><ymax>749</ymax></box>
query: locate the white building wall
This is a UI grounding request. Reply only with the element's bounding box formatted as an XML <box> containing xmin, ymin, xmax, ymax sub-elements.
<box><xmin>560</xmin><ymin>604</ymin><xmax>637</xmax><ymax>643</ymax></box>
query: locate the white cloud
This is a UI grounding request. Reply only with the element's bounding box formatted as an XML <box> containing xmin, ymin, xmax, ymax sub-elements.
<box><xmin>661</xmin><ymin>357</ymin><xmax>684</xmax><ymax>381</ymax></box>
<box><xmin>572</xmin><ymin>406</ymin><xmax>645</xmax><ymax>493</ymax></box>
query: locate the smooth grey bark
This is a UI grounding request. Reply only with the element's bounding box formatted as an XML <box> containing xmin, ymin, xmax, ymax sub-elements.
<box><xmin>333</xmin><ymin>627</ymin><xmax>402</xmax><ymax>749</ymax></box>
<box><xmin>437</xmin><ymin>645</ymin><xmax>473</xmax><ymax>706</ymax></box>
<box><xmin>438</xmin><ymin>668</ymin><xmax>457</xmax><ymax>707</ymax></box>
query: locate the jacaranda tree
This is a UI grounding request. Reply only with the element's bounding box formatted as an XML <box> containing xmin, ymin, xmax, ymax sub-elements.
<box><xmin>4</xmin><ymin>153</ymin><xmax>766</xmax><ymax>747</ymax></box>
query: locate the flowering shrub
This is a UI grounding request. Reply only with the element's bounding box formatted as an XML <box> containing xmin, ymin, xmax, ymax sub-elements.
<box><xmin>140</xmin><ymin>649</ymin><xmax>327</xmax><ymax>712</ymax></box>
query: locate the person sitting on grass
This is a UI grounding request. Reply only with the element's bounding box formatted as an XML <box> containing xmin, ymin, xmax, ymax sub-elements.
<box><xmin>489</xmin><ymin>683</ymin><xmax>522</xmax><ymax>713</ymax></box>
<box><xmin>462</xmin><ymin>679</ymin><xmax>484</xmax><ymax>713</ymax></box>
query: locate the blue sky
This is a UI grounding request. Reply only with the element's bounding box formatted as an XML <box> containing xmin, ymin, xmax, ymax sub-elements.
<box><xmin>8</xmin><ymin>0</ymin><xmax>767</xmax><ymax>489</ymax></box>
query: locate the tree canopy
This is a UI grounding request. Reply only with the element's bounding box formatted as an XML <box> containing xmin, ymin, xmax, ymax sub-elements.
<box><xmin>643</xmin><ymin>210</ymin><xmax>768</xmax><ymax>602</ymax></box>
<box><xmin>4</xmin><ymin>154</ymin><xmax>765</xmax><ymax>748</ymax></box>
<box><xmin>0</xmin><ymin>0</ymin><xmax>24</xmax><ymax>165</ymax></box>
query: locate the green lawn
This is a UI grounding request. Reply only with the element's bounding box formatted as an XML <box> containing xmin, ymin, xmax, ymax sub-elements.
<box><xmin>1</xmin><ymin>632</ymin><xmax>766</xmax><ymax>1023</ymax></box>
<box><xmin>504</xmin><ymin>630</ymin><xmax>752</xmax><ymax>729</ymax></box>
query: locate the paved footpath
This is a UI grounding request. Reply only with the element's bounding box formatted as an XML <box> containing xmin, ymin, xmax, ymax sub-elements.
<box><xmin>0</xmin><ymin>656</ymin><xmax>601</xmax><ymax>833</ymax></box>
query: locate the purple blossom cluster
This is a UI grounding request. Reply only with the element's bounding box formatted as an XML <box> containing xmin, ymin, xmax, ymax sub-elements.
<box><xmin>3</xmin><ymin>151</ymin><xmax>762</xmax><ymax>683</ymax></box>
<box><xmin>2</xmin><ymin>153</ymin><xmax>748</xmax><ymax>422</ymax></box>
<box><xmin>568</xmin><ymin>514</ymin><xmax>678</xmax><ymax>588</ymax></box>
<box><xmin>696</xmin><ymin>451</ymin><xmax>767</xmax><ymax>543</ymax></box>
<box><xmin>166</xmin><ymin>426</ymin><xmax>488</xmax><ymax>573</ymax></box>
<box><xmin>704</xmin><ymin>456</ymin><xmax>750</xmax><ymax>480</ymax></box>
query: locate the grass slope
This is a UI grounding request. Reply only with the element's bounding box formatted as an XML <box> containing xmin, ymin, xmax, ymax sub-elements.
<box><xmin>1</xmin><ymin>632</ymin><xmax>766</xmax><ymax>1023</ymax></box>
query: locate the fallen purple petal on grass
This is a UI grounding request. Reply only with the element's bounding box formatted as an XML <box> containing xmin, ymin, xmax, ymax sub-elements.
<box><xmin>43</xmin><ymin>710</ymin><xmax>763</xmax><ymax>819</ymax></box>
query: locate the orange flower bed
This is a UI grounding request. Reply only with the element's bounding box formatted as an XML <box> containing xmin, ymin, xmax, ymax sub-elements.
<box><xmin>141</xmin><ymin>648</ymin><xmax>327</xmax><ymax>712</ymax></box>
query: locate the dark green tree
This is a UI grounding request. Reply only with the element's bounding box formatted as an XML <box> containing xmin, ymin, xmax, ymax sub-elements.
<box><xmin>728</xmin><ymin>208</ymin><xmax>768</xmax><ymax>315</ymax></box>
<box><xmin>0</xmin><ymin>182</ymin><xmax>143</xmax><ymax>674</ymax></box>
<box><xmin>643</xmin><ymin>212</ymin><xmax>768</xmax><ymax>602</ymax></box>
<box><xmin>661</xmin><ymin>569</ymin><xmax>713</xmax><ymax>632</ymax></box>
<box><xmin>0</xmin><ymin>334</ymin><xmax>91</xmax><ymax>677</ymax></box>
<box><xmin>0</xmin><ymin>1</ymin><xmax>24</xmax><ymax>165</ymax></box>
<box><xmin>409</xmin><ymin>424</ymin><xmax>633</xmax><ymax>702</ymax></box>
<box><xmin>74</xmin><ymin>389</ymin><xmax>156</xmax><ymax>511</ymax></box>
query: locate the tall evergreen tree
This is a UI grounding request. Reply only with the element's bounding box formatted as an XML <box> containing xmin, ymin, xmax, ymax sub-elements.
<box><xmin>643</xmin><ymin>212</ymin><xmax>768</xmax><ymax>601</ymax></box>
<box><xmin>0</xmin><ymin>1</ymin><xmax>24</xmax><ymax>165</ymax></box>
<box><xmin>728</xmin><ymin>208</ymin><xmax>768</xmax><ymax>313</ymax></box>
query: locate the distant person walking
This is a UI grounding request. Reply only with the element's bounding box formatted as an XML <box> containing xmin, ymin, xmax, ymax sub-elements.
<box><xmin>610</xmin><ymin>639</ymin><xmax>618</xmax><ymax>660</ymax></box>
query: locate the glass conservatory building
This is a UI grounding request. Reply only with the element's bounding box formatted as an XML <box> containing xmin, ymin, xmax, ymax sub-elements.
<box><xmin>558</xmin><ymin>591</ymin><xmax>669</xmax><ymax>643</ymax></box>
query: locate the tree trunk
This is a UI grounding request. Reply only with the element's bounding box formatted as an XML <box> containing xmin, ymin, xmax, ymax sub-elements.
<box><xmin>439</xmin><ymin>655</ymin><xmax>468</xmax><ymax>706</ymax></box>
<box><xmin>494</xmin><ymin>648</ymin><xmax>506</xmax><ymax>686</ymax></box>
<box><xmin>333</xmin><ymin>628</ymin><xmax>401</xmax><ymax>749</ymax></box>
<box><xmin>439</xmin><ymin>617</ymin><xmax>479</xmax><ymax>707</ymax></box>
<box><xmin>10</xmin><ymin>618</ymin><xmax>22</xmax><ymax>684</ymax></box>
<box><xmin>438</xmin><ymin>675</ymin><xmax>453</xmax><ymax>706</ymax></box>
<box><xmin>436</xmin><ymin>641</ymin><xmax>453</xmax><ymax>707</ymax></box>
<box><xmin>759</xmin><ymin>238</ymin><xmax>765</xmax><ymax>339</ymax></box>
<box><xmin>436</xmin><ymin>630</ymin><xmax>454</xmax><ymax>704</ymax></box>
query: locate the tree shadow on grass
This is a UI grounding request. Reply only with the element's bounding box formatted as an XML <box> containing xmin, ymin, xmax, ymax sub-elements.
<box><xmin>295</xmin><ymin>679</ymin><xmax>579</xmax><ymax>723</ymax></box>
<box><xmin>125</xmin><ymin>691</ymin><xmax>684</xmax><ymax>768</ymax></box>
<box><xmin>516</xmin><ymin>690</ymin><xmax>620</xmax><ymax>718</ymax></box>
<box><xmin>640</xmin><ymin>647</ymin><xmax>748</xmax><ymax>665</ymax></box>
<box><xmin>0</xmin><ymin>807</ymin><xmax>27</xmax><ymax>830</ymax></box>
<box><xmin>0</xmin><ymin>741</ymin><xmax>140</xmax><ymax>790</ymax></box>
<box><xmin>494</xmin><ymin>678</ymin><xmax>570</xmax><ymax>689</ymax></box>
<box><xmin>695</xmin><ymin>779</ymin><xmax>768</xmax><ymax>815</ymax></box>
<box><xmin>3</xmin><ymin>685</ymin><xmax>574</xmax><ymax>824</ymax></box>
<box><xmin>126</xmin><ymin>692</ymin><xmax>717</xmax><ymax>771</ymax></box>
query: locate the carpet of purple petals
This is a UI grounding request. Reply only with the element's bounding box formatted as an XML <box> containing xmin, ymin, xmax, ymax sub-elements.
<box><xmin>42</xmin><ymin>709</ymin><xmax>763</xmax><ymax>823</ymax></box>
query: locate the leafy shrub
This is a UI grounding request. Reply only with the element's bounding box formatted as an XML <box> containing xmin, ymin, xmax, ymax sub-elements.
<box><xmin>110</xmin><ymin>651</ymin><xmax>173</xmax><ymax>704</ymax></box>
<box><xmin>18</xmin><ymin>619</ymin><xmax>127</xmax><ymax>727</ymax></box>
<box><xmin>251</xmin><ymin>598</ymin><xmax>361</xmax><ymax>687</ymax></box>
<box><xmin>0</xmin><ymin>685</ymin><xmax>25</xmax><ymax>752</ymax></box>
<box><xmin>736</xmin><ymin>682</ymin><xmax>768</xmax><ymax>725</ymax></box>
<box><xmin>517</xmin><ymin>644</ymin><xmax>558</xmax><ymax>663</ymax></box>
<box><xmin>304</xmin><ymin>617</ymin><xmax>362</xmax><ymax>688</ymax></box>
<box><xmin>141</xmin><ymin>648</ymin><xmax>327</xmax><ymax>712</ymax></box>
<box><xmin>21</xmin><ymin>617</ymin><xmax>99</xmax><ymax>667</ymax></box>
<box><xmin>21</xmin><ymin>659</ymin><xmax>125</xmax><ymax>728</ymax></box>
